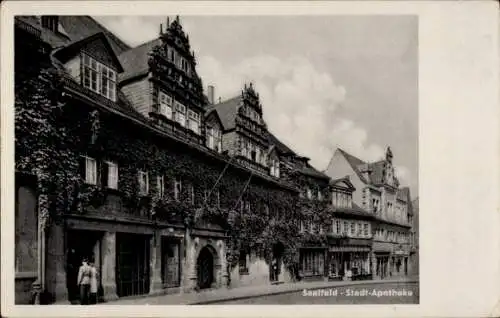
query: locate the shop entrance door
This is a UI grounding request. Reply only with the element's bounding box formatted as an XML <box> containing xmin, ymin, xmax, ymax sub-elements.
<box><xmin>116</xmin><ymin>233</ymin><xmax>150</xmax><ymax>297</ymax></box>
<box><xmin>66</xmin><ymin>230</ymin><xmax>102</xmax><ymax>304</ymax></box>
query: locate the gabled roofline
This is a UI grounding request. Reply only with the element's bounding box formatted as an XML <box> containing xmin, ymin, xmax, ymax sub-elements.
<box><xmin>205</xmin><ymin>109</ymin><xmax>224</xmax><ymax>128</ymax></box>
<box><xmin>53</xmin><ymin>32</ymin><xmax>125</xmax><ymax>73</ymax></box>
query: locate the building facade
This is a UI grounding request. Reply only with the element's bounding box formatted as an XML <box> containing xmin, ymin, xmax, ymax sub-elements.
<box><xmin>325</xmin><ymin>147</ymin><xmax>414</xmax><ymax>279</ymax></box>
<box><xmin>14</xmin><ymin>15</ymin><xmax>418</xmax><ymax>305</ymax></box>
<box><xmin>327</xmin><ymin>177</ymin><xmax>375</xmax><ymax>281</ymax></box>
<box><xmin>14</xmin><ymin>15</ymin><xmax>298</xmax><ymax>304</ymax></box>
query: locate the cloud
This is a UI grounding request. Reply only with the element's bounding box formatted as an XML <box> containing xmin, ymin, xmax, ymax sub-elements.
<box><xmin>198</xmin><ymin>54</ymin><xmax>410</xmax><ymax>185</ymax></box>
<box><xmin>395</xmin><ymin>165</ymin><xmax>411</xmax><ymax>185</ymax></box>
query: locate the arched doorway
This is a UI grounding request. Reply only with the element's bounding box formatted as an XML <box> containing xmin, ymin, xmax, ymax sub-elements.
<box><xmin>197</xmin><ymin>246</ymin><xmax>216</xmax><ymax>289</ymax></box>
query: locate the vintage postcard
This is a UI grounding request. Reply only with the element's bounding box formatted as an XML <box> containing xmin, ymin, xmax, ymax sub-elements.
<box><xmin>2</xmin><ymin>1</ymin><xmax>499</xmax><ymax>318</ymax></box>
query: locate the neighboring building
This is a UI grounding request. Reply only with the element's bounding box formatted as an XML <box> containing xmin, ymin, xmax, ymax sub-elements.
<box><xmin>325</xmin><ymin>147</ymin><xmax>414</xmax><ymax>279</ymax></box>
<box><xmin>14</xmin><ymin>15</ymin><xmax>298</xmax><ymax>304</ymax></box>
<box><xmin>276</xmin><ymin>148</ymin><xmax>331</xmax><ymax>281</ymax></box>
<box><xmin>327</xmin><ymin>176</ymin><xmax>375</xmax><ymax>281</ymax></box>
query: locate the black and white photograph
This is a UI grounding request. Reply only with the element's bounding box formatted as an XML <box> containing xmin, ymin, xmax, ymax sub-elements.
<box><xmin>2</xmin><ymin>1</ymin><xmax>499</xmax><ymax>318</ymax></box>
<box><xmin>13</xmin><ymin>13</ymin><xmax>419</xmax><ymax>306</ymax></box>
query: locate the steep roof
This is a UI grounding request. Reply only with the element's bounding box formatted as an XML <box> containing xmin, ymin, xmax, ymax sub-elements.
<box><xmin>267</xmin><ymin>131</ymin><xmax>295</xmax><ymax>155</ymax></box>
<box><xmin>397</xmin><ymin>187</ymin><xmax>410</xmax><ymax>202</ymax></box>
<box><xmin>118</xmin><ymin>38</ymin><xmax>162</xmax><ymax>82</ymax></box>
<box><xmin>368</xmin><ymin>160</ymin><xmax>385</xmax><ymax>185</ymax></box>
<box><xmin>337</xmin><ymin>148</ymin><xmax>370</xmax><ymax>184</ymax></box>
<box><xmin>52</xmin><ymin>32</ymin><xmax>124</xmax><ymax>72</ymax></box>
<box><xmin>58</xmin><ymin>16</ymin><xmax>130</xmax><ymax>55</ymax></box>
<box><xmin>206</xmin><ymin>96</ymin><xmax>241</xmax><ymax>131</ymax></box>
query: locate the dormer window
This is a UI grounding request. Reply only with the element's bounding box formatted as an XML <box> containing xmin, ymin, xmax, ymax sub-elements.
<box><xmin>82</xmin><ymin>54</ymin><xmax>116</xmax><ymax>101</ymax></box>
<box><xmin>270</xmin><ymin>159</ymin><xmax>280</xmax><ymax>177</ymax></box>
<box><xmin>207</xmin><ymin>126</ymin><xmax>222</xmax><ymax>152</ymax></box>
<box><xmin>41</xmin><ymin>16</ymin><xmax>58</xmax><ymax>33</ymax></box>
<box><xmin>332</xmin><ymin>191</ymin><xmax>352</xmax><ymax>208</ymax></box>
<box><xmin>159</xmin><ymin>92</ymin><xmax>173</xmax><ymax>119</ymax></box>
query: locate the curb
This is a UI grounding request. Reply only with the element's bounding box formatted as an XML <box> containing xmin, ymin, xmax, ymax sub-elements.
<box><xmin>191</xmin><ymin>279</ymin><xmax>419</xmax><ymax>305</ymax></box>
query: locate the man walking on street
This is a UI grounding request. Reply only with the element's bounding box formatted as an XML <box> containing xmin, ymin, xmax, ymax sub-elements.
<box><xmin>77</xmin><ymin>257</ymin><xmax>91</xmax><ymax>305</ymax></box>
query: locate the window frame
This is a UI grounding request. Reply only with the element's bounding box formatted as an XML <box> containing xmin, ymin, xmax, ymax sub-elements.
<box><xmin>138</xmin><ymin>170</ymin><xmax>149</xmax><ymax>196</ymax></box>
<box><xmin>105</xmin><ymin>161</ymin><xmax>118</xmax><ymax>190</ymax></box>
<box><xmin>83</xmin><ymin>156</ymin><xmax>97</xmax><ymax>185</ymax></box>
<box><xmin>82</xmin><ymin>53</ymin><xmax>117</xmax><ymax>102</ymax></box>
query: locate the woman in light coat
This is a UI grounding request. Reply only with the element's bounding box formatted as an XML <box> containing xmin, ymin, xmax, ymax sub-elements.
<box><xmin>89</xmin><ymin>259</ymin><xmax>99</xmax><ymax>304</ymax></box>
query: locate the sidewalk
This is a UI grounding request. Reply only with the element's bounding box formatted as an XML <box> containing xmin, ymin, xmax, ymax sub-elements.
<box><xmin>102</xmin><ymin>276</ymin><xmax>418</xmax><ymax>305</ymax></box>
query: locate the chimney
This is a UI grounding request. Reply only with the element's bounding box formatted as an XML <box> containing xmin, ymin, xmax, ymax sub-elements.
<box><xmin>207</xmin><ymin>85</ymin><xmax>215</xmax><ymax>104</ymax></box>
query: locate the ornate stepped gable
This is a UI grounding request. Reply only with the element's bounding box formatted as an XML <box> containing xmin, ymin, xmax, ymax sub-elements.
<box><xmin>236</xmin><ymin>83</ymin><xmax>269</xmax><ymax>148</ymax></box>
<box><xmin>148</xmin><ymin>16</ymin><xmax>207</xmax><ymax>111</ymax></box>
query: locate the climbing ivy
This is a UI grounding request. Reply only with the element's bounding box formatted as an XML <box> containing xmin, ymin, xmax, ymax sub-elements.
<box><xmin>14</xmin><ymin>30</ymin><xmax>333</xmax><ymax>277</ymax></box>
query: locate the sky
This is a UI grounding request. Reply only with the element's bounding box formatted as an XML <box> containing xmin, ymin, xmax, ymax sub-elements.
<box><xmin>95</xmin><ymin>15</ymin><xmax>419</xmax><ymax>198</ymax></box>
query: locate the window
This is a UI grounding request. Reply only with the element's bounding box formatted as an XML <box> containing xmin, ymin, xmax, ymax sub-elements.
<box><xmin>363</xmin><ymin>223</ymin><xmax>369</xmax><ymax>237</ymax></box>
<box><xmin>159</xmin><ymin>92</ymin><xmax>173</xmax><ymax>119</ymax></box>
<box><xmin>342</xmin><ymin>221</ymin><xmax>348</xmax><ymax>235</ymax></box>
<box><xmin>82</xmin><ymin>54</ymin><xmax>116</xmax><ymax>101</ymax></box>
<box><xmin>174</xmin><ymin>102</ymin><xmax>186</xmax><ymax>127</ymax></box>
<box><xmin>157</xmin><ymin>175</ymin><xmax>165</xmax><ymax>198</ymax></box>
<box><xmin>167</xmin><ymin>46</ymin><xmax>176</xmax><ymax>63</ymax></box>
<box><xmin>41</xmin><ymin>16</ymin><xmax>58</xmax><ymax>32</ymax></box>
<box><xmin>187</xmin><ymin>110</ymin><xmax>200</xmax><ymax>134</ymax></box>
<box><xmin>335</xmin><ymin>220</ymin><xmax>341</xmax><ymax>234</ymax></box>
<box><xmin>350</xmin><ymin>222</ymin><xmax>355</xmax><ymax>236</ymax></box>
<box><xmin>188</xmin><ymin>183</ymin><xmax>195</xmax><ymax>204</ymax></box>
<box><xmin>207</xmin><ymin>126</ymin><xmax>222</xmax><ymax>152</ymax></box>
<box><xmin>180</xmin><ymin>57</ymin><xmax>190</xmax><ymax>73</ymax></box>
<box><xmin>82</xmin><ymin>156</ymin><xmax>97</xmax><ymax>185</ymax></box>
<box><xmin>174</xmin><ymin>178</ymin><xmax>182</xmax><ymax>201</ymax></box>
<box><xmin>138</xmin><ymin>171</ymin><xmax>149</xmax><ymax>196</ymax></box>
<box><xmin>255</xmin><ymin>147</ymin><xmax>261</xmax><ymax>164</ymax></box>
<box><xmin>104</xmin><ymin>161</ymin><xmax>118</xmax><ymax>189</ymax></box>
<box><xmin>306</xmin><ymin>188</ymin><xmax>312</xmax><ymax>199</ymax></box>
<box><xmin>318</xmin><ymin>190</ymin><xmax>323</xmax><ymax>201</ymax></box>
<box><xmin>356</xmin><ymin>223</ymin><xmax>362</xmax><ymax>236</ymax></box>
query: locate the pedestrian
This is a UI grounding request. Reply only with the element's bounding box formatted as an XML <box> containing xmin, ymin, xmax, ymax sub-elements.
<box><xmin>77</xmin><ymin>257</ymin><xmax>91</xmax><ymax>305</ymax></box>
<box><xmin>89</xmin><ymin>258</ymin><xmax>98</xmax><ymax>305</ymax></box>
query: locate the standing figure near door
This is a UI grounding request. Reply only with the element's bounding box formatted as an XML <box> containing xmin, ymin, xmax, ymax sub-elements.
<box><xmin>89</xmin><ymin>258</ymin><xmax>98</xmax><ymax>304</ymax></box>
<box><xmin>77</xmin><ymin>257</ymin><xmax>91</xmax><ymax>305</ymax></box>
